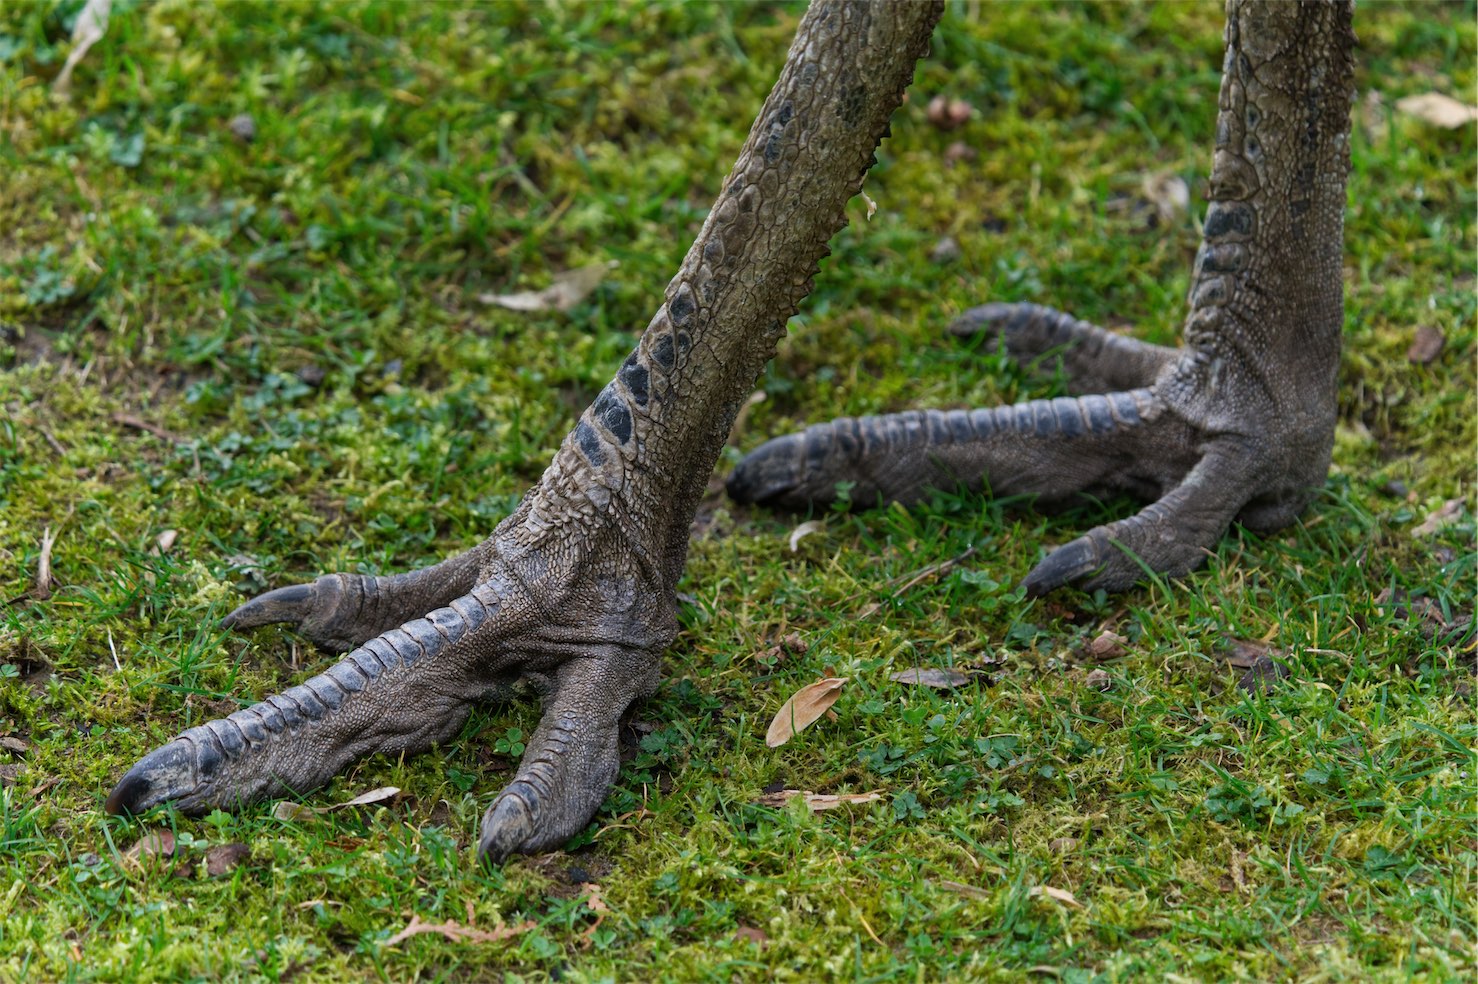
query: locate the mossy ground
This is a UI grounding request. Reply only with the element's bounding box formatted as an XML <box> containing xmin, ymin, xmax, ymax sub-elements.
<box><xmin>0</xmin><ymin>2</ymin><xmax>1474</xmax><ymax>981</ymax></box>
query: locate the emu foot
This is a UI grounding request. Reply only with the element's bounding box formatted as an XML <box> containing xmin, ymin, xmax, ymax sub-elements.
<box><xmin>107</xmin><ymin>521</ymin><xmax>669</xmax><ymax>862</ymax></box>
<box><xmin>729</xmin><ymin>302</ymin><xmax>1336</xmax><ymax>596</ymax></box>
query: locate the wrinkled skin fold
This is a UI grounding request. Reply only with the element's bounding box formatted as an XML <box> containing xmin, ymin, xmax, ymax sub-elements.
<box><xmin>108</xmin><ymin>1</ymin><xmax>1356</xmax><ymax>862</ymax></box>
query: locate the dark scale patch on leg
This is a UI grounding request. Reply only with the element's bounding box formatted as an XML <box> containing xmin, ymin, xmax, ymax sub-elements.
<box><xmin>576</xmin><ymin>420</ymin><xmax>606</xmax><ymax>466</ymax></box>
<box><xmin>602</xmin><ymin>396</ymin><xmax>632</xmax><ymax>444</ymax></box>
<box><xmin>765</xmin><ymin>125</ymin><xmax>785</xmax><ymax>164</ymax></box>
<box><xmin>591</xmin><ymin>383</ymin><xmax>632</xmax><ymax>443</ymax></box>
<box><xmin>1206</xmin><ymin>197</ymin><xmax>1253</xmax><ymax>237</ymax></box>
<box><xmin>669</xmin><ymin>284</ymin><xmax>696</xmax><ymax>327</ymax></box>
<box><xmin>620</xmin><ymin>358</ymin><xmax>649</xmax><ymax>407</ymax></box>
<box><xmin>651</xmin><ymin>333</ymin><xmax>675</xmax><ymax>371</ymax></box>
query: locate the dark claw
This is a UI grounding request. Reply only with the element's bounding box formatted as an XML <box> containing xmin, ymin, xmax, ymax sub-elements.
<box><xmin>105</xmin><ymin>739</ymin><xmax>220</xmax><ymax>816</ymax></box>
<box><xmin>1021</xmin><ymin>534</ymin><xmax>1108</xmax><ymax>597</ymax></box>
<box><xmin>726</xmin><ymin>435</ymin><xmax>805</xmax><ymax>507</ymax></box>
<box><xmin>220</xmin><ymin>583</ymin><xmax>317</xmax><ymax>632</ymax></box>
<box><xmin>478</xmin><ymin>791</ymin><xmax>538</xmax><ymax>863</ymax></box>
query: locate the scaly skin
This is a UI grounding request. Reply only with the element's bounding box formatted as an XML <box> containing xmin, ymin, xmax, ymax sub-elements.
<box><xmin>108</xmin><ymin>1</ymin><xmax>1358</xmax><ymax>860</ymax></box>
<box><xmin>107</xmin><ymin>0</ymin><xmax>946</xmax><ymax>861</ymax></box>
<box><xmin>731</xmin><ymin>0</ymin><xmax>1355</xmax><ymax>595</ymax></box>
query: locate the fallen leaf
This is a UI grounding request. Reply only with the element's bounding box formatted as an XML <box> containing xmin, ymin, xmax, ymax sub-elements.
<box><xmin>936</xmin><ymin>879</ymin><xmax>990</xmax><ymax>900</ymax></box>
<box><xmin>765</xmin><ymin>677</ymin><xmax>847</xmax><ymax>747</ymax></box>
<box><xmin>154</xmin><ymin>529</ymin><xmax>178</xmax><ymax>554</ymax></box>
<box><xmin>1238</xmin><ymin>655</ymin><xmax>1291</xmax><ymax>695</ymax></box>
<box><xmin>1048</xmin><ymin>837</ymin><xmax>1078</xmax><ymax>854</ymax></box>
<box><xmin>578</xmin><ymin>882</ymin><xmax>610</xmax><ymax>940</ymax></box>
<box><xmin>332</xmin><ymin>786</ymin><xmax>401</xmax><ymax>810</ymax></box>
<box><xmin>124</xmin><ymin>829</ymin><xmax>176</xmax><ymax>867</ymax></box>
<box><xmin>1395</xmin><ymin>92</ymin><xmax>1478</xmax><ymax>129</ymax></box>
<box><xmin>754</xmin><ymin>789</ymin><xmax>883</xmax><ymax>811</ymax></box>
<box><xmin>52</xmin><ymin>0</ymin><xmax>112</xmax><ymax>95</ymax></box>
<box><xmin>385</xmin><ymin>913</ymin><xmax>536</xmax><ymax>947</ymax></box>
<box><xmin>1220</xmin><ymin>638</ymin><xmax>1274</xmax><ymax>669</ymax></box>
<box><xmin>205</xmin><ymin>843</ymin><xmax>252</xmax><ymax>877</ymax></box>
<box><xmin>735</xmin><ymin>924</ymin><xmax>769</xmax><ymax>946</ymax></box>
<box><xmin>889</xmin><ymin>667</ymin><xmax>971</xmax><ymax>689</ymax></box>
<box><xmin>1084</xmin><ymin>668</ymin><xmax>1111</xmax><ymax>692</ymax></box>
<box><xmin>479</xmin><ymin>262</ymin><xmax>613</xmax><ymax>313</ymax></box>
<box><xmin>272</xmin><ymin>801</ymin><xmax>316</xmax><ymax>822</ymax></box>
<box><xmin>788</xmin><ymin>520</ymin><xmax>825</xmax><ymax>553</ymax></box>
<box><xmin>0</xmin><ymin>736</ymin><xmax>28</xmax><ymax>754</ymax></box>
<box><xmin>1407</xmin><ymin>326</ymin><xmax>1446</xmax><ymax>364</ymax></box>
<box><xmin>1412</xmin><ymin>498</ymin><xmax>1465</xmax><ymax>537</ymax></box>
<box><xmin>1087</xmin><ymin>630</ymin><xmax>1127</xmax><ymax>660</ymax></box>
<box><xmin>1141</xmin><ymin>172</ymin><xmax>1190</xmax><ymax>224</ymax></box>
<box><xmin>1029</xmin><ymin>885</ymin><xmax>1083</xmax><ymax>909</ymax></box>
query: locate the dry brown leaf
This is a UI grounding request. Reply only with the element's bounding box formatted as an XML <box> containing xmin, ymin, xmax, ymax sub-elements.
<box><xmin>1029</xmin><ymin>885</ymin><xmax>1083</xmax><ymax>909</ymax></box>
<box><xmin>272</xmin><ymin>801</ymin><xmax>316</xmax><ymax>822</ymax></box>
<box><xmin>1084</xmin><ymin>668</ymin><xmax>1111</xmax><ymax>692</ymax></box>
<box><xmin>205</xmin><ymin>843</ymin><xmax>252</xmax><ymax>878</ymax></box>
<box><xmin>1048</xmin><ymin>837</ymin><xmax>1078</xmax><ymax>854</ymax></box>
<box><xmin>385</xmin><ymin>913</ymin><xmax>536</xmax><ymax>947</ymax></box>
<box><xmin>0</xmin><ymin>736</ymin><xmax>27</xmax><ymax>755</ymax></box>
<box><xmin>765</xmin><ymin>677</ymin><xmax>847</xmax><ymax>747</ymax></box>
<box><xmin>1412</xmin><ymin>498</ymin><xmax>1465</xmax><ymax>537</ymax></box>
<box><xmin>272</xmin><ymin>786</ymin><xmax>401</xmax><ymax>821</ymax></box>
<box><xmin>754</xmin><ymin>788</ymin><xmax>883</xmax><ymax>811</ymax></box>
<box><xmin>1395</xmin><ymin>92</ymin><xmax>1478</xmax><ymax>129</ymax></box>
<box><xmin>1407</xmin><ymin>325</ymin><xmax>1446</xmax><ymax>364</ymax></box>
<box><xmin>124</xmin><ymin>829</ymin><xmax>176</xmax><ymax>867</ymax></box>
<box><xmin>1220</xmin><ymin>638</ymin><xmax>1273</xmax><ymax>669</ymax></box>
<box><xmin>889</xmin><ymin>667</ymin><xmax>971</xmax><ymax>689</ymax></box>
<box><xmin>1237</xmin><ymin>656</ymin><xmax>1290</xmax><ymax>695</ymax></box>
<box><xmin>332</xmin><ymin>786</ymin><xmax>401</xmax><ymax>810</ymax></box>
<box><xmin>1087</xmin><ymin>631</ymin><xmax>1127</xmax><ymax>660</ymax></box>
<box><xmin>735</xmin><ymin>924</ymin><xmax>769</xmax><ymax>946</ymax></box>
<box><xmin>154</xmin><ymin>529</ymin><xmax>178</xmax><ymax>554</ymax></box>
<box><xmin>788</xmin><ymin>520</ymin><xmax>825</xmax><ymax>553</ymax></box>
<box><xmin>936</xmin><ymin>879</ymin><xmax>990</xmax><ymax>900</ymax></box>
<box><xmin>479</xmin><ymin>262</ymin><xmax>612</xmax><ymax>313</ymax></box>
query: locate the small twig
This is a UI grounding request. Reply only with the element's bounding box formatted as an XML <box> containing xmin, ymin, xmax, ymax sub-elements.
<box><xmin>107</xmin><ymin>629</ymin><xmax>122</xmax><ymax>671</ymax></box>
<box><xmin>34</xmin><ymin>527</ymin><xmax>57</xmax><ymax>601</ymax></box>
<box><xmin>383</xmin><ymin>912</ymin><xmax>535</xmax><ymax>947</ymax></box>
<box><xmin>111</xmin><ymin>413</ymin><xmax>185</xmax><ymax>444</ymax></box>
<box><xmin>857</xmin><ymin>546</ymin><xmax>978</xmax><ymax>618</ymax></box>
<box><xmin>36</xmin><ymin>427</ymin><xmax>67</xmax><ymax>457</ymax></box>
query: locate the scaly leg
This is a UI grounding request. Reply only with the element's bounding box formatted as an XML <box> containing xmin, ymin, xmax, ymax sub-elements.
<box><xmin>730</xmin><ymin>0</ymin><xmax>1356</xmax><ymax>595</ymax></box>
<box><xmin>106</xmin><ymin>1</ymin><xmax>945</xmax><ymax>860</ymax></box>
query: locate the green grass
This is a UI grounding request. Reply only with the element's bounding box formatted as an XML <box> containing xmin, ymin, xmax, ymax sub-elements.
<box><xmin>1</xmin><ymin>1</ymin><xmax>1474</xmax><ymax>980</ymax></box>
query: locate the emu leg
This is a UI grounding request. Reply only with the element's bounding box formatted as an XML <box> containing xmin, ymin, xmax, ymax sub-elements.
<box><xmin>731</xmin><ymin>0</ymin><xmax>1356</xmax><ymax>595</ymax></box>
<box><xmin>106</xmin><ymin>1</ymin><xmax>945</xmax><ymax>860</ymax></box>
